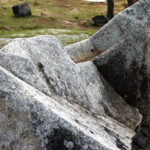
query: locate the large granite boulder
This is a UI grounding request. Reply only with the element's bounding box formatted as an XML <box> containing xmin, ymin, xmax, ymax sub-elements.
<box><xmin>0</xmin><ymin>64</ymin><xmax>134</xmax><ymax>150</ymax></box>
<box><xmin>0</xmin><ymin>35</ymin><xmax>141</xmax><ymax>150</ymax></box>
<box><xmin>1</xmin><ymin>0</ymin><xmax>150</xmax><ymax>149</ymax></box>
<box><xmin>93</xmin><ymin>25</ymin><xmax>147</xmax><ymax>106</ymax></box>
<box><xmin>65</xmin><ymin>0</ymin><xmax>150</xmax><ymax>149</ymax></box>
<box><xmin>91</xmin><ymin>0</ymin><xmax>150</xmax><ymax>149</ymax></box>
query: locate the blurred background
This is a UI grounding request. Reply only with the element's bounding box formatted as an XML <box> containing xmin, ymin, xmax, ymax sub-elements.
<box><xmin>0</xmin><ymin>0</ymin><xmax>133</xmax><ymax>47</ymax></box>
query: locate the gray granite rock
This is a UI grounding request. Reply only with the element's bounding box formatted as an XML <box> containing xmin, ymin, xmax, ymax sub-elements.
<box><xmin>2</xmin><ymin>1</ymin><xmax>150</xmax><ymax>149</ymax></box>
<box><xmin>90</xmin><ymin>0</ymin><xmax>150</xmax><ymax>51</ymax></box>
<box><xmin>64</xmin><ymin>1</ymin><xmax>150</xmax><ymax>149</ymax></box>
<box><xmin>0</xmin><ymin>65</ymin><xmax>133</xmax><ymax>150</ymax></box>
<box><xmin>92</xmin><ymin>1</ymin><xmax>150</xmax><ymax>149</ymax></box>
<box><xmin>0</xmin><ymin>35</ymin><xmax>141</xmax><ymax>128</ymax></box>
<box><xmin>65</xmin><ymin>0</ymin><xmax>150</xmax><ymax>58</ymax></box>
<box><xmin>93</xmin><ymin>25</ymin><xmax>147</xmax><ymax>106</ymax></box>
<box><xmin>65</xmin><ymin>39</ymin><xmax>94</xmax><ymax>60</ymax></box>
<box><xmin>0</xmin><ymin>35</ymin><xmax>141</xmax><ymax>150</ymax></box>
<box><xmin>132</xmin><ymin>33</ymin><xmax>150</xmax><ymax>150</ymax></box>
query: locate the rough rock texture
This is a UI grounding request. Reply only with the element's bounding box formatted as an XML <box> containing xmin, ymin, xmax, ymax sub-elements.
<box><xmin>90</xmin><ymin>0</ymin><xmax>150</xmax><ymax>51</ymax></box>
<box><xmin>0</xmin><ymin>35</ymin><xmax>141</xmax><ymax>150</ymax></box>
<box><xmin>2</xmin><ymin>1</ymin><xmax>150</xmax><ymax>150</ymax></box>
<box><xmin>0</xmin><ymin>65</ymin><xmax>134</xmax><ymax>150</ymax></box>
<box><xmin>65</xmin><ymin>0</ymin><xmax>150</xmax><ymax>59</ymax></box>
<box><xmin>132</xmin><ymin>35</ymin><xmax>150</xmax><ymax>150</ymax></box>
<box><xmin>91</xmin><ymin>0</ymin><xmax>150</xmax><ymax>149</ymax></box>
<box><xmin>64</xmin><ymin>0</ymin><xmax>150</xmax><ymax>149</ymax></box>
<box><xmin>94</xmin><ymin>26</ymin><xmax>147</xmax><ymax>106</ymax></box>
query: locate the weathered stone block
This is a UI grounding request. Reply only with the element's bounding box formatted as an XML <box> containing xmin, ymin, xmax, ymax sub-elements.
<box><xmin>12</xmin><ymin>3</ymin><xmax>31</xmax><ymax>17</ymax></box>
<box><xmin>0</xmin><ymin>35</ymin><xmax>141</xmax><ymax>150</ymax></box>
<box><xmin>92</xmin><ymin>15</ymin><xmax>109</xmax><ymax>26</ymax></box>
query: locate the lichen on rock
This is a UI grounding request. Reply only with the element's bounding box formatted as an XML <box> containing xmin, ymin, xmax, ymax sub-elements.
<box><xmin>1</xmin><ymin>0</ymin><xmax>150</xmax><ymax>150</ymax></box>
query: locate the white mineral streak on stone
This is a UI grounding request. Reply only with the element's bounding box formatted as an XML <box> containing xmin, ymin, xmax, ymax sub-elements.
<box><xmin>0</xmin><ymin>35</ymin><xmax>140</xmax><ymax>128</ymax></box>
<box><xmin>1</xmin><ymin>0</ymin><xmax>149</xmax><ymax>149</ymax></box>
<box><xmin>0</xmin><ymin>65</ymin><xmax>134</xmax><ymax>150</ymax></box>
<box><xmin>0</xmin><ymin>35</ymin><xmax>140</xmax><ymax>150</ymax></box>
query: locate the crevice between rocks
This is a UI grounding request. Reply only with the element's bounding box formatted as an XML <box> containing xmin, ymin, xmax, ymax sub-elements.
<box><xmin>72</xmin><ymin>49</ymin><xmax>104</xmax><ymax>63</ymax></box>
<box><xmin>75</xmin><ymin>40</ymin><xmax>150</xmax><ymax>149</ymax></box>
<box><xmin>37</xmin><ymin>62</ymin><xmax>52</xmax><ymax>96</ymax></box>
<box><xmin>37</xmin><ymin>62</ymin><xmax>93</xmax><ymax>114</ymax></box>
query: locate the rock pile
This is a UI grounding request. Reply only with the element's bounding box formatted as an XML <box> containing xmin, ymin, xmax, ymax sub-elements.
<box><xmin>0</xmin><ymin>0</ymin><xmax>150</xmax><ymax>150</ymax></box>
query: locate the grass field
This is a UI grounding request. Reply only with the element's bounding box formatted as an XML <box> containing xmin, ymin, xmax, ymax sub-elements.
<box><xmin>0</xmin><ymin>0</ymin><xmax>127</xmax><ymax>45</ymax></box>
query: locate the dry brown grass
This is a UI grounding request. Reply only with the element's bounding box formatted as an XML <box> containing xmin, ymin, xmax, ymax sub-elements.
<box><xmin>72</xmin><ymin>49</ymin><xmax>104</xmax><ymax>63</ymax></box>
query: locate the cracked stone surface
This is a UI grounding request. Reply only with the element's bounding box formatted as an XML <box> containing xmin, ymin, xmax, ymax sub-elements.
<box><xmin>92</xmin><ymin>1</ymin><xmax>150</xmax><ymax>149</ymax></box>
<box><xmin>0</xmin><ymin>35</ymin><xmax>141</xmax><ymax>150</ymax></box>
<box><xmin>1</xmin><ymin>0</ymin><xmax>150</xmax><ymax>150</ymax></box>
<box><xmin>65</xmin><ymin>1</ymin><xmax>150</xmax><ymax>149</ymax></box>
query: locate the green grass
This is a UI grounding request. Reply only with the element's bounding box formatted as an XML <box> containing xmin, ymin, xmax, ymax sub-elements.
<box><xmin>0</xmin><ymin>0</ymin><xmax>126</xmax><ymax>44</ymax></box>
<box><xmin>0</xmin><ymin>27</ymin><xmax>95</xmax><ymax>38</ymax></box>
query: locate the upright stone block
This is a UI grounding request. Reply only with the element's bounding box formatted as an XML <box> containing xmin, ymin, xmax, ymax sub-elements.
<box><xmin>12</xmin><ymin>3</ymin><xmax>31</xmax><ymax>17</ymax></box>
